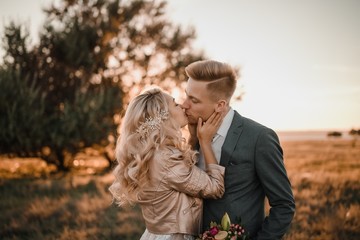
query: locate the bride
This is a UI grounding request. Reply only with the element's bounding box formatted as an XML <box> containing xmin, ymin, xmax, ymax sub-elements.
<box><xmin>109</xmin><ymin>87</ymin><xmax>225</xmax><ymax>239</ymax></box>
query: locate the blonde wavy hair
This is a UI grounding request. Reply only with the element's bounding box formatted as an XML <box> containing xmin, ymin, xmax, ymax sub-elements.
<box><xmin>109</xmin><ymin>88</ymin><xmax>196</xmax><ymax>207</ymax></box>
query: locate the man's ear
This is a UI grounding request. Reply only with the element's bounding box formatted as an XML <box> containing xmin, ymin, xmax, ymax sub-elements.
<box><xmin>215</xmin><ymin>100</ymin><xmax>227</xmax><ymax>112</ymax></box>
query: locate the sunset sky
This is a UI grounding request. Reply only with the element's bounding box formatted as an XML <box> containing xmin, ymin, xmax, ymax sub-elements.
<box><xmin>1</xmin><ymin>0</ymin><xmax>359</xmax><ymax>131</ymax></box>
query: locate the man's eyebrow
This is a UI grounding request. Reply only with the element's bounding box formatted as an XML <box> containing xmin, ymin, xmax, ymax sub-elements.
<box><xmin>185</xmin><ymin>90</ymin><xmax>201</xmax><ymax>102</ymax></box>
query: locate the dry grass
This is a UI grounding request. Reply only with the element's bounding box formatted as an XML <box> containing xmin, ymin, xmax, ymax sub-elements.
<box><xmin>0</xmin><ymin>139</ymin><xmax>359</xmax><ymax>239</ymax></box>
<box><xmin>282</xmin><ymin>140</ymin><xmax>360</xmax><ymax>240</ymax></box>
<box><xmin>0</xmin><ymin>173</ymin><xmax>144</xmax><ymax>239</ymax></box>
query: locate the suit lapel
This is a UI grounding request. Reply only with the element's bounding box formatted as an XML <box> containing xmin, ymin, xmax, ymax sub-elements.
<box><xmin>219</xmin><ymin>111</ymin><xmax>243</xmax><ymax>167</ymax></box>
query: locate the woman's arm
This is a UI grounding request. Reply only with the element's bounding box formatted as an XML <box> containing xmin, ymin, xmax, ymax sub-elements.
<box><xmin>166</xmin><ymin>112</ymin><xmax>224</xmax><ymax>198</ymax></box>
<box><xmin>166</xmin><ymin>149</ymin><xmax>225</xmax><ymax>199</ymax></box>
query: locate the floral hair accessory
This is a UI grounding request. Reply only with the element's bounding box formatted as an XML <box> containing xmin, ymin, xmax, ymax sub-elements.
<box><xmin>136</xmin><ymin>110</ymin><xmax>169</xmax><ymax>137</ymax></box>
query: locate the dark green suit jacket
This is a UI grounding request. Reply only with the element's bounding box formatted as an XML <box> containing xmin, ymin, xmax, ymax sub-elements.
<box><xmin>202</xmin><ymin>111</ymin><xmax>295</xmax><ymax>239</ymax></box>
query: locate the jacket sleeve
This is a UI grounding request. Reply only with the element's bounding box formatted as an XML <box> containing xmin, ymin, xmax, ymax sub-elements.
<box><xmin>165</xmin><ymin>149</ymin><xmax>225</xmax><ymax>199</ymax></box>
<box><xmin>255</xmin><ymin>128</ymin><xmax>296</xmax><ymax>240</ymax></box>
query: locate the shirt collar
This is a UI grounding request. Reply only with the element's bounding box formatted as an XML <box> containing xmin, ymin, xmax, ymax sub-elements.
<box><xmin>217</xmin><ymin>108</ymin><xmax>234</xmax><ymax>138</ymax></box>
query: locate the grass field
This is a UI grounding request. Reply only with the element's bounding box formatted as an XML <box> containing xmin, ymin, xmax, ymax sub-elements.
<box><xmin>0</xmin><ymin>139</ymin><xmax>359</xmax><ymax>239</ymax></box>
<box><xmin>281</xmin><ymin>139</ymin><xmax>360</xmax><ymax>240</ymax></box>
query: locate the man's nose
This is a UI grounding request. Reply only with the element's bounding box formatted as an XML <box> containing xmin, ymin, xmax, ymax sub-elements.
<box><xmin>181</xmin><ymin>99</ymin><xmax>189</xmax><ymax>109</ymax></box>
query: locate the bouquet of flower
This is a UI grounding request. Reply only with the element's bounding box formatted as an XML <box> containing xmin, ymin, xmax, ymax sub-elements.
<box><xmin>196</xmin><ymin>212</ymin><xmax>251</xmax><ymax>240</ymax></box>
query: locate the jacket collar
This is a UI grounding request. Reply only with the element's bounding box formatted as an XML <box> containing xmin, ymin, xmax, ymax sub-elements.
<box><xmin>219</xmin><ymin>111</ymin><xmax>243</xmax><ymax>167</ymax></box>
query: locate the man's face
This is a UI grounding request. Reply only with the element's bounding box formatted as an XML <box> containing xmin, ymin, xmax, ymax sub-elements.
<box><xmin>182</xmin><ymin>78</ymin><xmax>217</xmax><ymax>124</ymax></box>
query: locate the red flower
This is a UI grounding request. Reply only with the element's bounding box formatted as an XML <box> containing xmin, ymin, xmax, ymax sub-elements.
<box><xmin>209</xmin><ymin>226</ymin><xmax>219</xmax><ymax>235</ymax></box>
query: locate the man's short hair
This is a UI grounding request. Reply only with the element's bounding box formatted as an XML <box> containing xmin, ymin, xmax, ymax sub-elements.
<box><xmin>185</xmin><ymin>60</ymin><xmax>238</xmax><ymax>101</ymax></box>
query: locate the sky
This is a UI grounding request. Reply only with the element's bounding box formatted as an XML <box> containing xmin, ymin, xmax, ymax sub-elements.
<box><xmin>1</xmin><ymin>0</ymin><xmax>359</xmax><ymax>131</ymax></box>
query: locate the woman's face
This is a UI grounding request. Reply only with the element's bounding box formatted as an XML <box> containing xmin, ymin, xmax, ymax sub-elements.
<box><xmin>166</xmin><ymin>94</ymin><xmax>188</xmax><ymax>128</ymax></box>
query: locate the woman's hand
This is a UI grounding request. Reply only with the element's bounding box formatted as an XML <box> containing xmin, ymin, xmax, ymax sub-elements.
<box><xmin>197</xmin><ymin>112</ymin><xmax>223</xmax><ymax>145</ymax></box>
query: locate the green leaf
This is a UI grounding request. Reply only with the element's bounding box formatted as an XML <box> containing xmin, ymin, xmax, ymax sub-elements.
<box><xmin>221</xmin><ymin>212</ymin><xmax>231</xmax><ymax>231</ymax></box>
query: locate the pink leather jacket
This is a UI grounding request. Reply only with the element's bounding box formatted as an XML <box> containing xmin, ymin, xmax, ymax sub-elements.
<box><xmin>138</xmin><ymin>146</ymin><xmax>225</xmax><ymax>236</ymax></box>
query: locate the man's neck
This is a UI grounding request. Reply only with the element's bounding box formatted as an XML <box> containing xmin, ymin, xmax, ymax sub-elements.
<box><xmin>222</xmin><ymin>106</ymin><xmax>231</xmax><ymax>117</ymax></box>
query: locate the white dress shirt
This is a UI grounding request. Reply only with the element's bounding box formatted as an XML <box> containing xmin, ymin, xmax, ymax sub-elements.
<box><xmin>197</xmin><ymin>108</ymin><xmax>235</xmax><ymax>170</ymax></box>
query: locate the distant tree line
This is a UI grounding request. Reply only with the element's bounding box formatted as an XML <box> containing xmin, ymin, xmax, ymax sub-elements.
<box><xmin>327</xmin><ymin>129</ymin><xmax>360</xmax><ymax>138</ymax></box>
<box><xmin>349</xmin><ymin>128</ymin><xmax>360</xmax><ymax>136</ymax></box>
<box><xmin>0</xmin><ymin>0</ymin><xmax>204</xmax><ymax>171</ymax></box>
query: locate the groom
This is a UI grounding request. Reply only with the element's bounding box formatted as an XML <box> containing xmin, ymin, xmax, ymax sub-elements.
<box><xmin>181</xmin><ymin>60</ymin><xmax>295</xmax><ymax>239</ymax></box>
